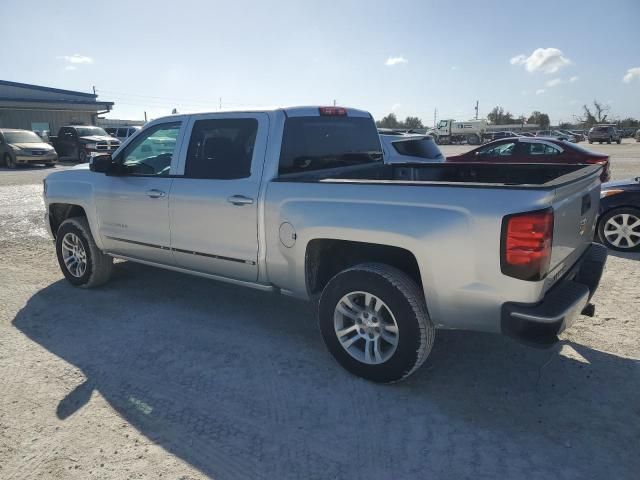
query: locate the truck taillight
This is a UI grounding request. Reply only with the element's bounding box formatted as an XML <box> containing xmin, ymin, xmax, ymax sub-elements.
<box><xmin>319</xmin><ymin>106</ymin><xmax>347</xmax><ymax>116</ymax></box>
<box><xmin>501</xmin><ymin>208</ymin><xmax>554</xmax><ymax>281</ymax></box>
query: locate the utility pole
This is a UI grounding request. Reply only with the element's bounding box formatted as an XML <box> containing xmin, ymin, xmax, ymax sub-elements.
<box><xmin>219</xmin><ymin>97</ymin><xmax>222</xmax><ymax>110</ymax></box>
<box><xmin>433</xmin><ymin>108</ymin><xmax>437</xmax><ymax>128</ymax></box>
<box><xmin>474</xmin><ymin>100</ymin><xmax>479</xmax><ymax>120</ymax></box>
<box><xmin>144</xmin><ymin>111</ymin><xmax>147</xmax><ymax>123</ymax></box>
<box><xmin>333</xmin><ymin>99</ymin><xmax>336</xmax><ymax>106</ymax></box>
<box><xmin>92</xmin><ymin>85</ymin><xmax>96</xmax><ymax>95</ymax></box>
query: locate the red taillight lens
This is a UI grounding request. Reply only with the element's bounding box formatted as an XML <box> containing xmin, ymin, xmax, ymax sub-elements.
<box><xmin>319</xmin><ymin>106</ymin><xmax>347</xmax><ymax>116</ymax></box>
<box><xmin>584</xmin><ymin>155</ymin><xmax>608</xmax><ymax>164</ymax></box>
<box><xmin>501</xmin><ymin>208</ymin><xmax>554</xmax><ymax>281</ymax></box>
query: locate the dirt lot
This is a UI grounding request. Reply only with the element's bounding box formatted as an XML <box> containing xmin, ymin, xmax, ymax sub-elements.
<box><xmin>1</xmin><ymin>141</ymin><xmax>639</xmax><ymax>480</ymax></box>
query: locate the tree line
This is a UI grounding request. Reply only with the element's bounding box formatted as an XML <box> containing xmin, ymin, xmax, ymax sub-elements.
<box><xmin>376</xmin><ymin>113</ymin><xmax>424</xmax><ymax>129</ymax></box>
<box><xmin>375</xmin><ymin>100</ymin><xmax>638</xmax><ymax>130</ymax></box>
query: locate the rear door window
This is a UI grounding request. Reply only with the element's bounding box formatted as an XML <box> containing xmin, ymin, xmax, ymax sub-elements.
<box><xmin>279</xmin><ymin>116</ymin><xmax>382</xmax><ymax>175</ymax></box>
<box><xmin>184</xmin><ymin>118</ymin><xmax>258</xmax><ymax>179</ymax></box>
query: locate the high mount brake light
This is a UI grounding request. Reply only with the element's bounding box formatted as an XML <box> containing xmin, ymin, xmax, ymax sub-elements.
<box><xmin>501</xmin><ymin>208</ymin><xmax>554</xmax><ymax>281</ymax></box>
<box><xmin>319</xmin><ymin>106</ymin><xmax>347</xmax><ymax>116</ymax></box>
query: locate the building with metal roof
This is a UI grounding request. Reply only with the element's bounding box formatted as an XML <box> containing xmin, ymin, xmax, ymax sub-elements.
<box><xmin>0</xmin><ymin>80</ymin><xmax>114</xmax><ymax>136</ymax></box>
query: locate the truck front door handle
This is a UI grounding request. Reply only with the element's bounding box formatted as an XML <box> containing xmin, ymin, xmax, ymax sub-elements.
<box><xmin>146</xmin><ymin>189</ymin><xmax>165</xmax><ymax>198</ymax></box>
<box><xmin>227</xmin><ymin>195</ymin><xmax>254</xmax><ymax>206</ymax></box>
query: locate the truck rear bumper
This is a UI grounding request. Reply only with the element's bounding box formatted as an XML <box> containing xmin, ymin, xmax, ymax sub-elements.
<box><xmin>501</xmin><ymin>243</ymin><xmax>607</xmax><ymax>347</ymax></box>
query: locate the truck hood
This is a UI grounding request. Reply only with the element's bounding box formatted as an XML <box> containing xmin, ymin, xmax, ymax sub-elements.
<box><xmin>79</xmin><ymin>135</ymin><xmax>120</xmax><ymax>143</ymax></box>
<box><xmin>10</xmin><ymin>142</ymin><xmax>55</xmax><ymax>151</ymax></box>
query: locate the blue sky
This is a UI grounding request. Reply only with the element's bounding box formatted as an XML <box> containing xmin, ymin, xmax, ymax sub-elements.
<box><xmin>1</xmin><ymin>0</ymin><xmax>639</xmax><ymax>124</ymax></box>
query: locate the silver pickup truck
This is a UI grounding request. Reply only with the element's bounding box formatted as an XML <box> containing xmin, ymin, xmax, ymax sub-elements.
<box><xmin>43</xmin><ymin>106</ymin><xmax>607</xmax><ymax>383</ymax></box>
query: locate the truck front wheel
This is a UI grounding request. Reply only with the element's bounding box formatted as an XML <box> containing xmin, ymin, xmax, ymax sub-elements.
<box><xmin>318</xmin><ymin>263</ymin><xmax>434</xmax><ymax>383</ymax></box>
<box><xmin>78</xmin><ymin>149</ymin><xmax>87</xmax><ymax>163</ymax></box>
<box><xmin>56</xmin><ymin>217</ymin><xmax>113</xmax><ymax>288</ymax></box>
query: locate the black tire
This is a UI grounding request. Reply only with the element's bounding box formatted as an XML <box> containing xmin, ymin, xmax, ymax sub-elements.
<box><xmin>588</xmin><ymin>140</ymin><xmax>593</xmax><ymax>144</ymax></box>
<box><xmin>56</xmin><ymin>217</ymin><xmax>113</xmax><ymax>288</ymax></box>
<box><xmin>44</xmin><ymin>163</ymin><xmax>55</xmax><ymax>168</ymax></box>
<box><xmin>78</xmin><ymin>149</ymin><xmax>87</xmax><ymax>163</ymax></box>
<box><xmin>597</xmin><ymin>207</ymin><xmax>640</xmax><ymax>252</ymax></box>
<box><xmin>607</xmin><ymin>137</ymin><xmax>612</xmax><ymax>144</ymax></box>
<box><xmin>617</xmin><ymin>138</ymin><xmax>621</xmax><ymax>144</ymax></box>
<box><xmin>318</xmin><ymin>263</ymin><xmax>434</xmax><ymax>383</ymax></box>
<box><xmin>4</xmin><ymin>153</ymin><xmax>16</xmax><ymax>169</ymax></box>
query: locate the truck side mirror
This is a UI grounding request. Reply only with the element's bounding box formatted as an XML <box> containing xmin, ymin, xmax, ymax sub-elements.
<box><xmin>89</xmin><ymin>153</ymin><xmax>114</xmax><ymax>173</ymax></box>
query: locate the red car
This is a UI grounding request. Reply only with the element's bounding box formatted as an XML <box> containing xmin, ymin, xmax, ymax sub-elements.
<box><xmin>447</xmin><ymin>137</ymin><xmax>610</xmax><ymax>182</ymax></box>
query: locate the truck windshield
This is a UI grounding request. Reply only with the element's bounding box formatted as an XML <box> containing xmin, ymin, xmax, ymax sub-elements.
<box><xmin>3</xmin><ymin>131</ymin><xmax>42</xmax><ymax>144</ymax></box>
<box><xmin>279</xmin><ymin>116</ymin><xmax>382</xmax><ymax>175</ymax></box>
<box><xmin>75</xmin><ymin>127</ymin><xmax>109</xmax><ymax>137</ymax></box>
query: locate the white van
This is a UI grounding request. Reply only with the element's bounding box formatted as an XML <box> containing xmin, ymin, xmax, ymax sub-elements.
<box><xmin>104</xmin><ymin>126</ymin><xmax>141</xmax><ymax>142</ymax></box>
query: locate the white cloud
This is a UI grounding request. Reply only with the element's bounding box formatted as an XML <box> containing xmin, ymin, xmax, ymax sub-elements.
<box><xmin>545</xmin><ymin>78</ymin><xmax>563</xmax><ymax>87</ymax></box>
<box><xmin>385</xmin><ymin>56</ymin><xmax>408</xmax><ymax>66</ymax></box>
<box><xmin>510</xmin><ymin>48</ymin><xmax>571</xmax><ymax>74</ymax></box>
<box><xmin>536</xmin><ymin>89</ymin><xmax>546</xmax><ymax>95</ymax></box>
<box><xmin>623</xmin><ymin>67</ymin><xmax>640</xmax><ymax>83</ymax></box>
<box><xmin>58</xmin><ymin>54</ymin><xmax>94</xmax><ymax>65</ymax></box>
<box><xmin>391</xmin><ymin>103</ymin><xmax>402</xmax><ymax>111</ymax></box>
<box><xmin>64</xmin><ymin>65</ymin><xmax>77</xmax><ymax>71</ymax></box>
<box><xmin>569</xmin><ymin>76</ymin><xmax>579</xmax><ymax>83</ymax></box>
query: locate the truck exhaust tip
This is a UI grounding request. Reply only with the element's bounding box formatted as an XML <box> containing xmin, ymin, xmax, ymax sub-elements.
<box><xmin>581</xmin><ymin>303</ymin><xmax>596</xmax><ymax>317</ymax></box>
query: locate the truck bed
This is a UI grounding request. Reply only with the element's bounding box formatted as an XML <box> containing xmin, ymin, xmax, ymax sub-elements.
<box><xmin>276</xmin><ymin>162</ymin><xmax>601</xmax><ymax>189</ymax></box>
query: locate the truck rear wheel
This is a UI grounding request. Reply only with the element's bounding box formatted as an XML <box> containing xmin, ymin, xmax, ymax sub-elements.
<box><xmin>56</xmin><ymin>217</ymin><xmax>113</xmax><ymax>288</ymax></box>
<box><xmin>318</xmin><ymin>263</ymin><xmax>434</xmax><ymax>383</ymax></box>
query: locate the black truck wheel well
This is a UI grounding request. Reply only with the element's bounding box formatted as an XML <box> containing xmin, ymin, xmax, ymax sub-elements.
<box><xmin>48</xmin><ymin>203</ymin><xmax>87</xmax><ymax>238</ymax></box>
<box><xmin>305</xmin><ymin>239</ymin><xmax>422</xmax><ymax>296</ymax></box>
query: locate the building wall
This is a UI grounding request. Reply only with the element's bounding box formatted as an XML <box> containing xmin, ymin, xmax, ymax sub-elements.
<box><xmin>0</xmin><ymin>109</ymin><xmax>95</xmax><ymax>134</ymax></box>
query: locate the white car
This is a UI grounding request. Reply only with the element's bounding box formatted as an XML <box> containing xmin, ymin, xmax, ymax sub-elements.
<box><xmin>379</xmin><ymin>132</ymin><xmax>445</xmax><ymax>164</ymax></box>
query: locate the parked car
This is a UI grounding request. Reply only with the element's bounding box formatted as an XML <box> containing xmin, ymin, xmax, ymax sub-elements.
<box><xmin>570</xmin><ymin>130</ymin><xmax>587</xmax><ymax>142</ymax></box>
<box><xmin>50</xmin><ymin>126</ymin><xmax>121</xmax><ymax>163</ymax></box>
<box><xmin>104</xmin><ymin>126</ymin><xmax>141</xmax><ymax>142</ymax></box>
<box><xmin>43</xmin><ymin>106</ymin><xmax>606</xmax><ymax>383</ymax></box>
<box><xmin>0</xmin><ymin>128</ymin><xmax>58</xmax><ymax>168</ymax></box>
<box><xmin>635</xmin><ymin>129</ymin><xmax>640</xmax><ymax>142</ymax></box>
<box><xmin>519</xmin><ymin>132</ymin><xmax>535</xmax><ymax>137</ymax></box>
<box><xmin>598</xmin><ymin>177</ymin><xmax>640</xmax><ymax>251</ymax></box>
<box><xmin>446</xmin><ymin>137</ymin><xmax>611</xmax><ymax>181</ymax></box>
<box><xmin>588</xmin><ymin>125</ymin><xmax>621</xmax><ymax>144</ymax></box>
<box><xmin>535</xmin><ymin>130</ymin><xmax>577</xmax><ymax>142</ymax></box>
<box><xmin>485</xmin><ymin>131</ymin><xmax>521</xmax><ymax>141</ymax></box>
<box><xmin>380</xmin><ymin>133</ymin><xmax>445</xmax><ymax>163</ymax></box>
<box><xmin>559</xmin><ymin>129</ymin><xmax>584</xmax><ymax>142</ymax></box>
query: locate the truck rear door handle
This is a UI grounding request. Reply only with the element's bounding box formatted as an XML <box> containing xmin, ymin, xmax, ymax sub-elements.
<box><xmin>227</xmin><ymin>195</ymin><xmax>254</xmax><ymax>206</ymax></box>
<box><xmin>146</xmin><ymin>189</ymin><xmax>165</xmax><ymax>198</ymax></box>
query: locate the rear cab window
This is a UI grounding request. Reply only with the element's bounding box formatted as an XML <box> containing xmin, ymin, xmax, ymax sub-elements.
<box><xmin>278</xmin><ymin>113</ymin><xmax>382</xmax><ymax>175</ymax></box>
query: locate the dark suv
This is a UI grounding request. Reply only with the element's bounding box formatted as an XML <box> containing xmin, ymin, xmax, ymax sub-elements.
<box><xmin>588</xmin><ymin>125</ymin><xmax>621</xmax><ymax>144</ymax></box>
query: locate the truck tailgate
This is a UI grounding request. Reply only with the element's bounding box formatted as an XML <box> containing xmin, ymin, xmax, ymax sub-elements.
<box><xmin>546</xmin><ymin>167</ymin><xmax>601</xmax><ymax>289</ymax></box>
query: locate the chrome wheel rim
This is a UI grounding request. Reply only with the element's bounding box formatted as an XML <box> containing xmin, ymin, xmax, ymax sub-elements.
<box><xmin>334</xmin><ymin>291</ymin><xmax>399</xmax><ymax>365</ymax></box>
<box><xmin>604</xmin><ymin>213</ymin><xmax>640</xmax><ymax>249</ymax></box>
<box><xmin>61</xmin><ymin>232</ymin><xmax>87</xmax><ymax>277</ymax></box>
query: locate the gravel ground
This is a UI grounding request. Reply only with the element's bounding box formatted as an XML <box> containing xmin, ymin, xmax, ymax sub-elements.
<box><xmin>1</xmin><ymin>142</ymin><xmax>639</xmax><ymax>480</ymax></box>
